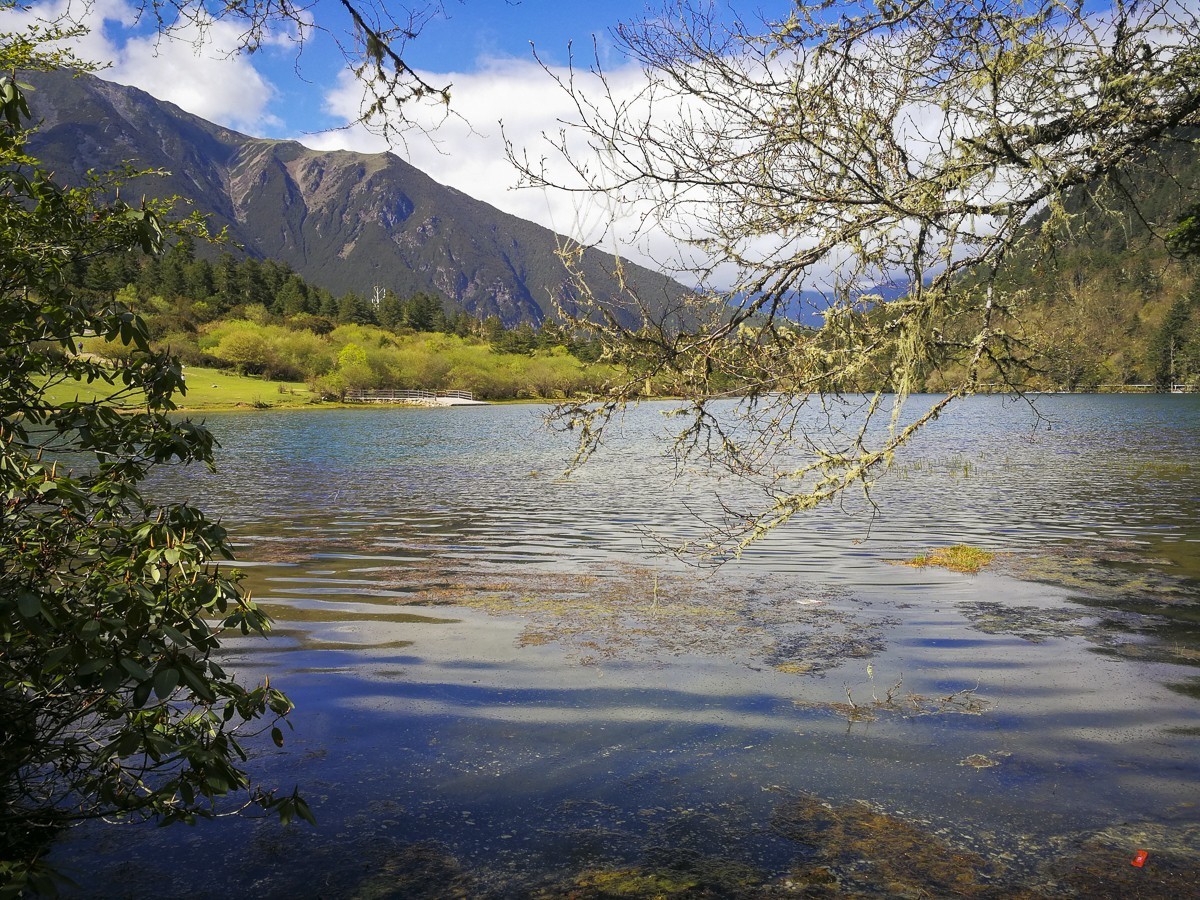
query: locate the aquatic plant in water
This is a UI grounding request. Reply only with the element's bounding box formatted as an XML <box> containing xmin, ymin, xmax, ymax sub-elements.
<box><xmin>899</xmin><ymin>544</ymin><xmax>996</xmax><ymax>573</ymax></box>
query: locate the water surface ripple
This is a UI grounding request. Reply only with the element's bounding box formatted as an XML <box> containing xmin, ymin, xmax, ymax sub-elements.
<box><xmin>50</xmin><ymin>394</ymin><xmax>1200</xmax><ymax>897</ymax></box>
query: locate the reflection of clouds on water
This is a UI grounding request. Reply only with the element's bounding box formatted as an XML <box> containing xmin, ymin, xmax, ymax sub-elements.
<box><xmin>56</xmin><ymin>396</ymin><xmax>1200</xmax><ymax>895</ymax></box>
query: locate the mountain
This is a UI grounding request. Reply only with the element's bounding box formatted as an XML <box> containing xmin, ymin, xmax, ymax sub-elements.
<box><xmin>23</xmin><ymin>69</ymin><xmax>689</xmax><ymax>326</ymax></box>
<box><xmin>20</xmin><ymin>71</ymin><xmax>1199</xmax><ymax>387</ymax></box>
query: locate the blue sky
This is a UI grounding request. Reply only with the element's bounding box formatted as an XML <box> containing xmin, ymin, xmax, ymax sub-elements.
<box><xmin>401</xmin><ymin>1</ymin><xmax>648</xmax><ymax>70</ymax></box>
<box><xmin>4</xmin><ymin>1</ymin><xmax>737</xmax><ymax>131</ymax></box>
<box><xmin>243</xmin><ymin>0</ymin><xmax>678</xmax><ymax>136</ymax></box>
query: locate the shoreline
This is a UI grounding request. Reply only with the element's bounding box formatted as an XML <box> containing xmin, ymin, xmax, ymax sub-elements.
<box><xmin>172</xmin><ymin>388</ymin><xmax>1200</xmax><ymax>414</ymax></box>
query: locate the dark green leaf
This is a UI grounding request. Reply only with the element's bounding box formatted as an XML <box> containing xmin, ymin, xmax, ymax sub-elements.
<box><xmin>132</xmin><ymin>679</ymin><xmax>152</xmax><ymax>708</ymax></box>
<box><xmin>119</xmin><ymin>657</ymin><xmax>151</xmax><ymax>681</ymax></box>
<box><xmin>153</xmin><ymin>666</ymin><xmax>180</xmax><ymax>700</ymax></box>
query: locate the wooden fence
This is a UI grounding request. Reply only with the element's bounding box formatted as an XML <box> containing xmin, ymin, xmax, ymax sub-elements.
<box><xmin>344</xmin><ymin>389</ymin><xmax>475</xmax><ymax>403</ymax></box>
<box><xmin>1096</xmin><ymin>384</ymin><xmax>1199</xmax><ymax>393</ymax></box>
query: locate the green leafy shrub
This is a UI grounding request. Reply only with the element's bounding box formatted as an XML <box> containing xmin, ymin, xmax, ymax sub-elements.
<box><xmin>0</xmin><ymin>72</ymin><xmax>306</xmax><ymax>892</ymax></box>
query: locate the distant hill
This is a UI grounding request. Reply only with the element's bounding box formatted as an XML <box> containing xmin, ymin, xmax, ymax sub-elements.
<box><xmin>24</xmin><ymin>69</ymin><xmax>690</xmax><ymax>326</ymax></box>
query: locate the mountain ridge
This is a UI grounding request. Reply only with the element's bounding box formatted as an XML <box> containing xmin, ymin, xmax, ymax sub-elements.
<box><xmin>24</xmin><ymin>69</ymin><xmax>688</xmax><ymax>326</ymax></box>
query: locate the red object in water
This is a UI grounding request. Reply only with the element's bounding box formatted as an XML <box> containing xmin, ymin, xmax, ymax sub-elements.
<box><xmin>1131</xmin><ymin>850</ymin><xmax>1149</xmax><ymax>868</ymax></box>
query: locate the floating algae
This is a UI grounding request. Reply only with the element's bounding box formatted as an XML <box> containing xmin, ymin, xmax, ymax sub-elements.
<box><xmin>960</xmin><ymin>602</ymin><xmax>1098</xmax><ymax>643</ymax></box>
<box><xmin>959</xmin><ymin>599</ymin><xmax>1200</xmax><ymax>667</ymax></box>
<box><xmin>766</xmin><ymin>624</ymin><xmax>891</xmax><ymax>676</ymax></box>
<box><xmin>1000</xmin><ymin>542</ymin><xmax>1198</xmax><ymax>610</ymax></box>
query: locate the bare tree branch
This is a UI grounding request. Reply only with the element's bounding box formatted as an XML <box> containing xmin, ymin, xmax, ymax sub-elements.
<box><xmin>517</xmin><ymin>0</ymin><xmax>1200</xmax><ymax>559</ymax></box>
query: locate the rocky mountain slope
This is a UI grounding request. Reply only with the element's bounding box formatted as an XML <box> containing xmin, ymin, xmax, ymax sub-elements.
<box><xmin>25</xmin><ymin>69</ymin><xmax>687</xmax><ymax>326</ymax></box>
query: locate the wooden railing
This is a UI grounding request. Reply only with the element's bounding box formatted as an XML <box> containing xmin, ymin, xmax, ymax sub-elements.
<box><xmin>1096</xmin><ymin>384</ymin><xmax>1199</xmax><ymax>393</ymax></box>
<box><xmin>343</xmin><ymin>389</ymin><xmax>475</xmax><ymax>403</ymax></box>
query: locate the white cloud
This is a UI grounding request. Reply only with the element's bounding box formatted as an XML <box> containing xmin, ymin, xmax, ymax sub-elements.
<box><xmin>3</xmin><ymin>0</ymin><xmax>280</xmax><ymax>133</ymax></box>
<box><xmin>304</xmin><ymin>54</ymin><xmax>708</xmax><ymax>285</ymax></box>
<box><xmin>111</xmin><ymin>30</ymin><xmax>278</xmax><ymax>133</ymax></box>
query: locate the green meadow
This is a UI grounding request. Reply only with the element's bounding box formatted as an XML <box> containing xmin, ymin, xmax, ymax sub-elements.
<box><xmin>42</xmin><ymin>365</ymin><xmax>319</xmax><ymax>411</ymax></box>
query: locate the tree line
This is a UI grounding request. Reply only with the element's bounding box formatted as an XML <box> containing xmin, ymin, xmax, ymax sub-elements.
<box><xmin>71</xmin><ymin>238</ymin><xmax>612</xmax><ymax>401</ymax></box>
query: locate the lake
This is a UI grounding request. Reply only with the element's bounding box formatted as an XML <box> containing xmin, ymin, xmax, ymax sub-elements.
<box><xmin>49</xmin><ymin>395</ymin><xmax>1200</xmax><ymax>897</ymax></box>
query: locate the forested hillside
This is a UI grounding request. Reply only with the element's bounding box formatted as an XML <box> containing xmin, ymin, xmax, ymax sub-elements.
<box><xmin>978</xmin><ymin>135</ymin><xmax>1200</xmax><ymax>391</ymax></box>
<box><xmin>72</xmin><ymin>243</ymin><xmax>616</xmax><ymax>401</ymax></box>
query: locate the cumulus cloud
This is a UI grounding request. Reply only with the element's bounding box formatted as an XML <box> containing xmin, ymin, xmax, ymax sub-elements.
<box><xmin>3</xmin><ymin>0</ymin><xmax>280</xmax><ymax>133</ymax></box>
<box><xmin>111</xmin><ymin>31</ymin><xmax>279</xmax><ymax>133</ymax></box>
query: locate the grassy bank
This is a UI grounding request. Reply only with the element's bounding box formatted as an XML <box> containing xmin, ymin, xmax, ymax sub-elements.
<box><xmin>176</xmin><ymin>367</ymin><xmax>319</xmax><ymax>409</ymax></box>
<box><xmin>43</xmin><ymin>366</ymin><xmax>320</xmax><ymax>411</ymax></box>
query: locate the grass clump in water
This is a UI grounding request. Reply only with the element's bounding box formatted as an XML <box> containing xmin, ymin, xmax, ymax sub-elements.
<box><xmin>901</xmin><ymin>544</ymin><xmax>994</xmax><ymax>573</ymax></box>
<box><xmin>794</xmin><ymin>674</ymin><xmax>991</xmax><ymax>723</ymax></box>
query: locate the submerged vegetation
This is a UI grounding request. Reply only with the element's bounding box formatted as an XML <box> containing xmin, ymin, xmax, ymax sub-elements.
<box><xmin>402</xmin><ymin>564</ymin><xmax>893</xmax><ymax>674</ymax></box>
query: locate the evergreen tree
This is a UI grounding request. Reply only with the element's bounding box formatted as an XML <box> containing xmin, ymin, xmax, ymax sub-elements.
<box><xmin>405</xmin><ymin>291</ymin><xmax>444</xmax><ymax>331</ymax></box>
<box><xmin>212</xmin><ymin>252</ymin><xmax>240</xmax><ymax>312</ymax></box>
<box><xmin>337</xmin><ymin>291</ymin><xmax>376</xmax><ymax>324</ymax></box>
<box><xmin>184</xmin><ymin>257</ymin><xmax>216</xmax><ymax>300</ymax></box>
<box><xmin>237</xmin><ymin>257</ymin><xmax>271</xmax><ymax>309</ymax></box>
<box><xmin>276</xmin><ymin>274</ymin><xmax>311</xmax><ymax>317</ymax></box>
<box><xmin>376</xmin><ymin>289</ymin><xmax>406</xmax><ymax>330</ymax></box>
<box><xmin>1152</xmin><ymin>281</ymin><xmax>1200</xmax><ymax>388</ymax></box>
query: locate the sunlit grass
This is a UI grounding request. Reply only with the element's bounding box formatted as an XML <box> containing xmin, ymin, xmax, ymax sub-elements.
<box><xmin>41</xmin><ymin>365</ymin><xmax>317</xmax><ymax>410</ymax></box>
<box><xmin>899</xmin><ymin>544</ymin><xmax>995</xmax><ymax>574</ymax></box>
